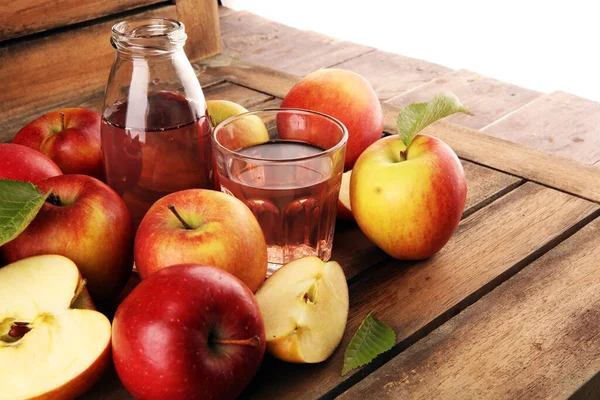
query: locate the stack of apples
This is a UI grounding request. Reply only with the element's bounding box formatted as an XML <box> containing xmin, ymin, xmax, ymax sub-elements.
<box><xmin>0</xmin><ymin>102</ymin><xmax>351</xmax><ymax>399</ymax></box>
<box><xmin>1</xmin><ymin>66</ymin><xmax>466</xmax><ymax>399</ymax></box>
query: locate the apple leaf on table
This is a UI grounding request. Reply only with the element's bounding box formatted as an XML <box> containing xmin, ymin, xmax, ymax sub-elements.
<box><xmin>396</xmin><ymin>92</ymin><xmax>472</xmax><ymax>149</ymax></box>
<box><xmin>342</xmin><ymin>312</ymin><xmax>396</xmax><ymax>375</ymax></box>
<box><xmin>0</xmin><ymin>179</ymin><xmax>50</xmax><ymax>246</ymax></box>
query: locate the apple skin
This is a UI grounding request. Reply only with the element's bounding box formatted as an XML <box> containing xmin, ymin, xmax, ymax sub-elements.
<box><xmin>1</xmin><ymin>174</ymin><xmax>134</xmax><ymax>303</ymax></box>
<box><xmin>112</xmin><ymin>264</ymin><xmax>266</xmax><ymax>400</ymax></box>
<box><xmin>350</xmin><ymin>134</ymin><xmax>467</xmax><ymax>260</ymax></box>
<box><xmin>134</xmin><ymin>188</ymin><xmax>267</xmax><ymax>292</ymax></box>
<box><xmin>0</xmin><ymin>143</ymin><xmax>63</xmax><ymax>184</ymax></box>
<box><xmin>280</xmin><ymin>68</ymin><xmax>383</xmax><ymax>170</ymax></box>
<box><xmin>209</xmin><ymin>99</ymin><xmax>270</xmax><ymax>151</ymax></box>
<box><xmin>337</xmin><ymin>169</ymin><xmax>354</xmax><ymax>221</ymax></box>
<box><xmin>13</xmin><ymin>108</ymin><xmax>105</xmax><ymax>180</ymax></box>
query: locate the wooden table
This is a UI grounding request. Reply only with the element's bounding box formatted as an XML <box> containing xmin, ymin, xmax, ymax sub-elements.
<box><xmin>50</xmin><ymin>54</ymin><xmax>597</xmax><ymax>399</ymax></box>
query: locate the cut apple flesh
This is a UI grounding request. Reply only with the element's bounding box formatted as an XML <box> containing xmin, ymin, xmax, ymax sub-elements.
<box><xmin>256</xmin><ymin>256</ymin><xmax>349</xmax><ymax>363</ymax></box>
<box><xmin>0</xmin><ymin>255</ymin><xmax>111</xmax><ymax>400</ymax></box>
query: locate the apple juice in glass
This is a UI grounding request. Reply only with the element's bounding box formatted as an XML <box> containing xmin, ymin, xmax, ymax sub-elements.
<box><xmin>212</xmin><ymin>108</ymin><xmax>347</xmax><ymax>274</ymax></box>
<box><xmin>101</xmin><ymin>18</ymin><xmax>213</xmax><ymax>228</ymax></box>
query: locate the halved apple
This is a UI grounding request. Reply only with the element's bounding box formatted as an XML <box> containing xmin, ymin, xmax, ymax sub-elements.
<box><xmin>255</xmin><ymin>256</ymin><xmax>349</xmax><ymax>363</ymax></box>
<box><xmin>337</xmin><ymin>169</ymin><xmax>354</xmax><ymax>221</ymax></box>
<box><xmin>0</xmin><ymin>255</ymin><xmax>111</xmax><ymax>399</ymax></box>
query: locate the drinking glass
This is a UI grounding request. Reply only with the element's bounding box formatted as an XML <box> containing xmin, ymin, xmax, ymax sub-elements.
<box><xmin>212</xmin><ymin>108</ymin><xmax>348</xmax><ymax>274</ymax></box>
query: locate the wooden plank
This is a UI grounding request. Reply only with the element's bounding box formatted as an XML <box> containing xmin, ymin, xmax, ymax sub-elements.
<box><xmin>386</xmin><ymin>69</ymin><xmax>542</xmax><ymax>130</ymax></box>
<box><xmin>241</xmin><ymin>183</ymin><xmax>599</xmax><ymax>399</ymax></box>
<box><xmin>333</xmin><ymin>50</ymin><xmax>452</xmax><ymax>101</ymax></box>
<box><xmin>195</xmin><ymin>55</ymin><xmax>600</xmax><ymax>204</ymax></box>
<box><xmin>340</xmin><ymin>217</ymin><xmax>600</xmax><ymax>400</ymax></box>
<box><xmin>0</xmin><ymin>5</ymin><xmax>178</xmax><ymax>123</ymax></box>
<box><xmin>482</xmin><ymin>91</ymin><xmax>600</xmax><ymax>165</ymax></box>
<box><xmin>203</xmin><ymin>82</ymin><xmax>273</xmax><ymax>109</ymax></box>
<box><xmin>219</xmin><ymin>11</ymin><xmax>374</xmax><ymax>77</ymax></box>
<box><xmin>0</xmin><ymin>64</ymin><xmax>224</xmax><ymax>144</ymax></box>
<box><xmin>218</xmin><ymin>5</ymin><xmax>238</xmax><ymax>18</ymax></box>
<box><xmin>176</xmin><ymin>0</ymin><xmax>221</xmax><ymax>61</ymax></box>
<box><xmin>0</xmin><ymin>0</ymin><xmax>165</xmax><ymax>41</ymax></box>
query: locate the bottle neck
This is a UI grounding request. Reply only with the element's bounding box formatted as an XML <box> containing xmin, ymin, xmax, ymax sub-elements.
<box><xmin>111</xmin><ymin>18</ymin><xmax>187</xmax><ymax>58</ymax></box>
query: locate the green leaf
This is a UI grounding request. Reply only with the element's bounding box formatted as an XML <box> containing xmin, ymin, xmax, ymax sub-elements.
<box><xmin>396</xmin><ymin>92</ymin><xmax>472</xmax><ymax>148</ymax></box>
<box><xmin>342</xmin><ymin>312</ymin><xmax>396</xmax><ymax>375</ymax></box>
<box><xmin>0</xmin><ymin>179</ymin><xmax>51</xmax><ymax>247</ymax></box>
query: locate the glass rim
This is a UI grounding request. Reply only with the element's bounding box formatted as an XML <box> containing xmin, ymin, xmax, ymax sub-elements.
<box><xmin>111</xmin><ymin>17</ymin><xmax>184</xmax><ymax>39</ymax></box>
<box><xmin>212</xmin><ymin>108</ymin><xmax>349</xmax><ymax>163</ymax></box>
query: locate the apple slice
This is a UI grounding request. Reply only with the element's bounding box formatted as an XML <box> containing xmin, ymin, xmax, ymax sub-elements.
<box><xmin>337</xmin><ymin>169</ymin><xmax>354</xmax><ymax>221</ymax></box>
<box><xmin>256</xmin><ymin>256</ymin><xmax>349</xmax><ymax>363</ymax></box>
<box><xmin>0</xmin><ymin>255</ymin><xmax>111</xmax><ymax>399</ymax></box>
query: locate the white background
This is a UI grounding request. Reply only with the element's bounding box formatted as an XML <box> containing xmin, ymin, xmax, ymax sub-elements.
<box><xmin>223</xmin><ymin>0</ymin><xmax>600</xmax><ymax>102</ymax></box>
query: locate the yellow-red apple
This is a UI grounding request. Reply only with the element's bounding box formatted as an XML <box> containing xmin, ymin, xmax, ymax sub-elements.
<box><xmin>351</xmin><ymin>134</ymin><xmax>467</xmax><ymax>260</ymax></box>
<box><xmin>134</xmin><ymin>189</ymin><xmax>267</xmax><ymax>292</ymax></box>
<box><xmin>0</xmin><ymin>143</ymin><xmax>62</xmax><ymax>184</ymax></box>
<box><xmin>0</xmin><ymin>255</ymin><xmax>111</xmax><ymax>399</ymax></box>
<box><xmin>13</xmin><ymin>108</ymin><xmax>105</xmax><ymax>180</ymax></box>
<box><xmin>1</xmin><ymin>174</ymin><xmax>134</xmax><ymax>303</ymax></box>
<box><xmin>112</xmin><ymin>264</ymin><xmax>265</xmax><ymax>400</ymax></box>
<box><xmin>280</xmin><ymin>68</ymin><xmax>383</xmax><ymax>170</ymax></box>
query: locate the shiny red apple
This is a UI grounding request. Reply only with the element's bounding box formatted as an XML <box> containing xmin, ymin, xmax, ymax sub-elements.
<box><xmin>112</xmin><ymin>264</ymin><xmax>266</xmax><ymax>400</ymax></box>
<box><xmin>0</xmin><ymin>143</ymin><xmax>62</xmax><ymax>184</ymax></box>
<box><xmin>13</xmin><ymin>108</ymin><xmax>105</xmax><ymax>180</ymax></box>
<box><xmin>281</xmin><ymin>68</ymin><xmax>383</xmax><ymax>170</ymax></box>
<box><xmin>1</xmin><ymin>174</ymin><xmax>134</xmax><ymax>303</ymax></box>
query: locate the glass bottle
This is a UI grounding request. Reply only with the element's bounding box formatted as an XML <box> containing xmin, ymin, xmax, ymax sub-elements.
<box><xmin>101</xmin><ymin>18</ymin><xmax>213</xmax><ymax>228</ymax></box>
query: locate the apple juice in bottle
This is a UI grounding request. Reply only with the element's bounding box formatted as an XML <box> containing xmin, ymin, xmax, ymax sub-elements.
<box><xmin>101</xmin><ymin>18</ymin><xmax>213</xmax><ymax>228</ymax></box>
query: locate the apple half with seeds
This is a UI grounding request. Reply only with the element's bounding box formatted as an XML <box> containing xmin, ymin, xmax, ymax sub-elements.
<box><xmin>255</xmin><ymin>256</ymin><xmax>349</xmax><ymax>363</ymax></box>
<box><xmin>0</xmin><ymin>255</ymin><xmax>111</xmax><ymax>399</ymax></box>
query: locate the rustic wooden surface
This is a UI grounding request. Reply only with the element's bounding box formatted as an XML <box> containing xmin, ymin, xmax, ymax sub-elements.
<box><xmin>4</xmin><ymin>6</ymin><xmax>600</xmax><ymax>399</ymax></box>
<box><xmin>341</xmin><ymin>218</ymin><xmax>600</xmax><ymax>400</ymax></box>
<box><xmin>176</xmin><ymin>0</ymin><xmax>221</xmax><ymax>61</ymax></box>
<box><xmin>0</xmin><ymin>0</ymin><xmax>165</xmax><ymax>41</ymax></box>
<box><xmin>386</xmin><ymin>69</ymin><xmax>543</xmax><ymax>130</ymax></box>
<box><xmin>482</xmin><ymin>91</ymin><xmax>600</xmax><ymax>165</ymax></box>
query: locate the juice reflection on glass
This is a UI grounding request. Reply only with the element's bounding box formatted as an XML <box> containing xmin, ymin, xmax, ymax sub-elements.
<box><xmin>212</xmin><ymin>108</ymin><xmax>347</xmax><ymax>275</ymax></box>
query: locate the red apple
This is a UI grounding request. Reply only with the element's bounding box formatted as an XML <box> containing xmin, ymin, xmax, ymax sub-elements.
<box><xmin>13</xmin><ymin>108</ymin><xmax>105</xmax><ymax>180</ymax></box>
<box><xmin>134</xmin><ymin>189</ymin><xmax>267</xmax><ymax>292</ymax></box>
<box><xmin>281</xmin><ymin>68</ymin><xmax>383</xmax><ymax>170</ymax></box>
<box><xmin>112</xmin><ymin>264</ymin><xmax>266</xmax><ymax>400</ymax></box>
<box><xmin>0</xmin><ymin>143</ymin><xmax>62</xmax><ymax>184</ymax></box>
<box><xmin>1</xmin><ymin>174</ymin><xmax>134</xmax><ymax>303</ymax></box>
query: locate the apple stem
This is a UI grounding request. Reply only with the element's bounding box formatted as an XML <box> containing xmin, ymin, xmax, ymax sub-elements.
<box><xmin>399</xmin><ymin>149</ymin><xmax>408</xmax><ymax>161</ymax></box>
<box><xmin>59</xmin><ymin>112</ymin><xmax>65</xmax><ymax>131</ymax></box>
<box><xmin>168</xmin><ymin>204</ymin><xmax>192</xmax><ymax>229</ymax></box>
<box><xmin>211</xmin><ymin>335</ymin><xmax>261</xmax><ymax>348</ymax></box>
<box><xmin>46</xmin><ymin>192</ymin><xmax>62</xmax><ymax>206</ymax></box>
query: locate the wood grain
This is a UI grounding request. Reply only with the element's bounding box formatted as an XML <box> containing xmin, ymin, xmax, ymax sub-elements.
<box><xmin>204</xmin><ymin>82</ymin><xmax>273</xmax><ymax>109</ymax></box>
<box><xmin>340</xmin><ymin>217</ymin><xmax>600</xmax><ymax>400</ymax></box>
<box><xmin>194</xmin><ymin>55</ymin><xmax>600</xmax><ymax>204</ymax></box>
<box><xmin>0</xmin><ymin>5</ymin><xmax>178</xmax><ymax>123</ymax></box>
<box><xmin>241</xmin><ymin>183</ymin><xmax>599</xmax><ymax>399</ymax></box>
<box><xmin>0</xmin><ymin>0</ymin><xmax>165</xmax><ymax>41</ymax></box>
<box><xmin>219</xmin><ymin>11</ymin><xmax>373</xmax><ymax>77</ymax></box>
<box><xmin>386</xmin><ymin>69</ymin><xmax>542</xmax><ymax>129</ymax></box>
<box><xmin>483</xmin><ymin>91</ymin><xmax>600</xmax><ymax>165</ymax></box>
<box><xmin>333</xmin><ymin>50</ymin><xmax>452</xmax><ymax>101</ymax></box>
<box><xmin>176</xmin><ymin>0</ymin><xmax>221</xmax><ymax>61</ymax></box>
